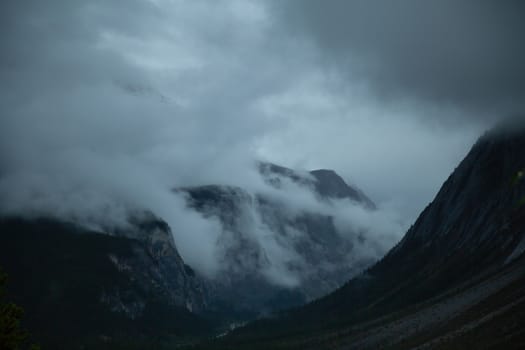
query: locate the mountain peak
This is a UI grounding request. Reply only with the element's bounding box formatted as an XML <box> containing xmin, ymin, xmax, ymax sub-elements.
<box><xmin>309</xmin><ymin>169</ymin><xmax>376</xmax><ymax>209</ymax></box>
<box><xmin>258</xmin><ymin>161</ymin><xmax>376</xmax><ymax>209</ymax></box>
<box><xmin>251</xmin><ymin>121</ymin><xmax>525</xmax><ymax>334</ymax></box>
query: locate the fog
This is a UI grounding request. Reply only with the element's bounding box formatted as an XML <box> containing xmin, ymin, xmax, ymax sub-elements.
<box><xmin>1</xmin><ymin>1</ymin><xmax>521</xmax><ymax>283</ymax></box>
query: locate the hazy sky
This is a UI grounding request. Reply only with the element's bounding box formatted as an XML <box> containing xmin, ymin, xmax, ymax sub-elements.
<box><xmin>1</xmin><ymin>1</ymin><xmax>523</xmax><ymax>235</ymax></box>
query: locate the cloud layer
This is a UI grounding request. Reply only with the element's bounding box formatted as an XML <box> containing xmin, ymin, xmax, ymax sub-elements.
<box><xmin>270</xmin><ymin>0</ymin><xmax>525</xmax><ymax>116</ymax></box>
<box><xmin>1</xmin><ymin>1</ymin><xmax>519</xmax><ymax>280</ymax></box>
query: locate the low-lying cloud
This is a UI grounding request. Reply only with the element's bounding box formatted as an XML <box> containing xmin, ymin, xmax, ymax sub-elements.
<box><xmin>0</xmin><ymin>1</ymin><xmax>508</xmax><ymax>285</ymax></box>
<box><xmin>270</xmin><ymin>0</ymin><xmax>525</xmax><ymax>118</ymax></box>
<box><xmin>190</xmin><ymin>172</ymin><xmax>405</xmax><ymax>288</ymax></box>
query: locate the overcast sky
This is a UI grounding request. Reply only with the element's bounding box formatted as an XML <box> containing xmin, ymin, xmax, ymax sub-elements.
<box><xmin>1</xmin><ymin>0</ymin><xmax>524</xmax><ymax>231</ymax></box>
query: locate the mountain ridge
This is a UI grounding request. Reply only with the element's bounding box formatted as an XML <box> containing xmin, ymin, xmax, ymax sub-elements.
<box><xmin>206</xmin><ymin>120</ymin><xmax>525</xmax><ymax>349</ymax></box>
<box><xmin>0</xmin><ymin>162</ymin><xmax>381</xmax><ymax>348</ymax></box>
<box><xmin>180</xmin><ymin>162</ymin><xmax>380</xmax><ymax>321</ymax></box>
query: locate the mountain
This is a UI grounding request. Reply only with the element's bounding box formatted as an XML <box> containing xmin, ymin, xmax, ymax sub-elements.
<box><xmin>309</xmin><ymin>169</ymin><xmax>376</xmax><ymax>209</ymax></box>
<box><xmin>0</xmin><ymin>216</ymin><xmax>212</xmax><ymax>349</ymax></box>
<box><xmin>258</xmin><ymin>162</ymin><xmax>376</xmax><ymax>209</ymax></box>
<box><xmin>6</xmin><ymin>120</ymin><xmax>525</xmax><ymax>349</ymax></box>
<box><xmin>181</xmin><ymin>163</ymin><xmax>379</xmax><ymax>321</ymax></box>
<box><xmin>206</xmin><ymin>121</ymin><xmax>525</xmax><ymax>349</ymax></box>
<box><xmin>0</xmin><ymin>163</ymin><xmax>380</xmax><ymax>347</ymax></box>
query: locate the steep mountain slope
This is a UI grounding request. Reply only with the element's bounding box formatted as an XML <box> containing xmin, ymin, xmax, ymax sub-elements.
<box><xmin>0</xmin><ymin>217</ymin><xmax>212</xmax><ymax>349</ymax></box>
<box><xmin>181</xmin><ymin>163</ymin><xmax>379</xmax><ymax>321</ymax></box>
<box><xmin>0</xmin><ymin>163</ymin><xmax>382</xmax><ymax>347</ymax></box>
<box><xmin>207</xmin><ymin>121</ymin><xmax>525</xmax><ymax>348</ymax></box>
<box><xmin>309</xmin><ymin>169</ymin><xmax>376</xmax><ymax>209</ymax></box>
<box><xmin>258</xmin><ymin>162</ymin><xmax>375</xmax><ymax>208</ymax></box>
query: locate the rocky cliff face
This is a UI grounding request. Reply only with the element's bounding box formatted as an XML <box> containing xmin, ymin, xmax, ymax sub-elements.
<box><xmin>258</xmin><ymin>162</ymin><xmax>375</xmax><ymax>208</ymax></box>
<box><xmin>182</xmin><ymin>163</ymin><xmax>379</xmax><ymax>320</ymax></box>
<box><xmin>0</xmin><ymin>216</ymin><xmax>212</xmax><ymax>347</ymax></box>
<box><xmin>309</xmin><ymin>169</ymin><xmax>376</xmax><ymax>209</ymax></box>
<box><xmin>113</xmin><ymin>214</ymin><xmax>208</xmax><ymax>313</ymax></box>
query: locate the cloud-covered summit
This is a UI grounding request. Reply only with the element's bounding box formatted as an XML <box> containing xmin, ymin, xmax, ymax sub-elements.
<box><xmin>1</xmin><ymin>1</ymin><xmax>520</xmax><ymax>277</ymax></box>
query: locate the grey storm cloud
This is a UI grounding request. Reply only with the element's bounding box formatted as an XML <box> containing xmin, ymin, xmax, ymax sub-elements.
<box><xmin>0</xmin><ymin>0</ymin><xmax>514</xmax><ymax>280</ymax></box>
<box><xmin>270</xmin><ymin>0</ymin><xmax>525</xmax><ymax>117</ymax></box>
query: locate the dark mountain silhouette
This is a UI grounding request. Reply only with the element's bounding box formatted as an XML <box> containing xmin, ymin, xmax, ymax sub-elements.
<box><xmin>258</xmin><ymin>161</ymin><xmax>375</xmax><ymax>208</ymax></box>
<box><xmin>0</xmin><ymin>163</ymin><xmax>379</xmax><ymax>348</ymax></box>
<box><xmin>0</xmin><ymin>216</ymin><xmax>212</xmax><ymax>349</ymax></box>
<box><xmin>204</xmin><ymin>120</ymin><xmax>525</xmax><ymax>349</ymax></box>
